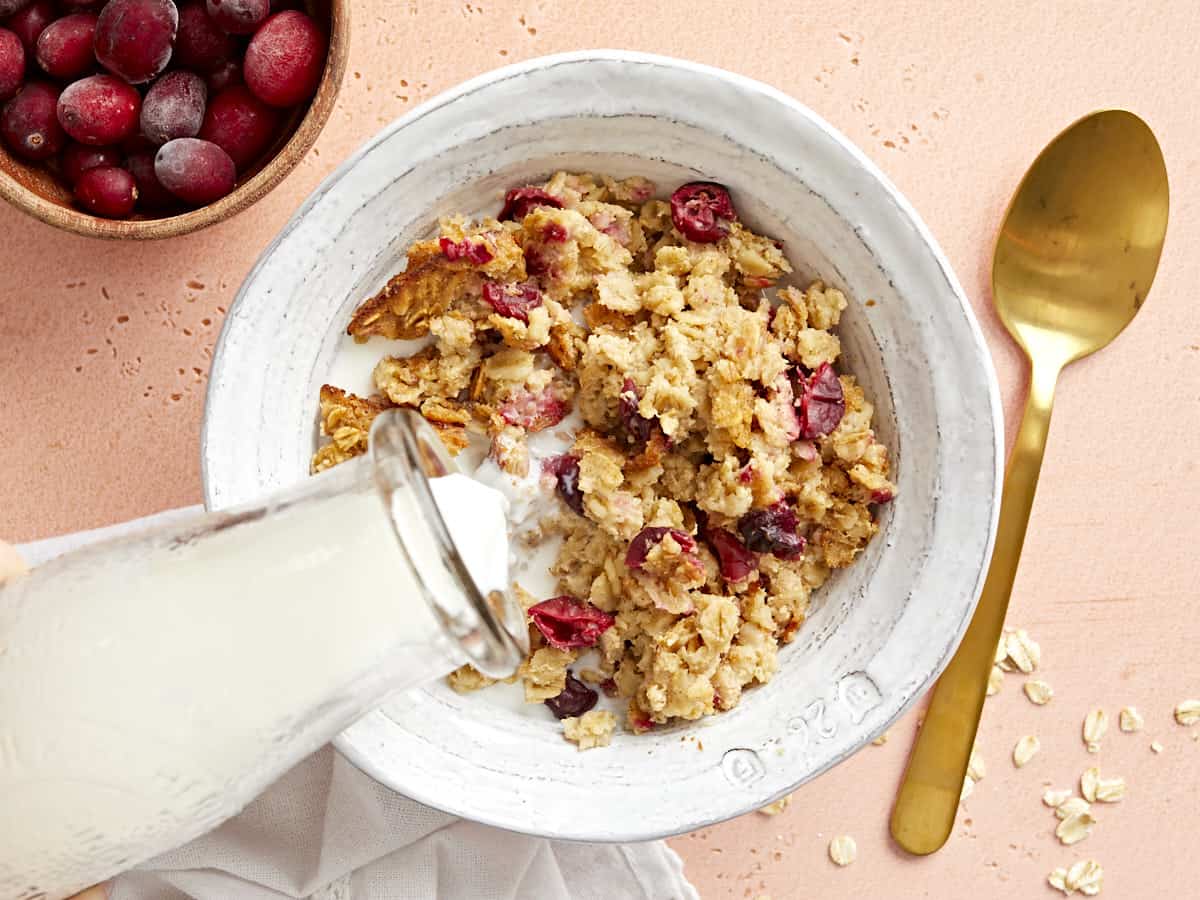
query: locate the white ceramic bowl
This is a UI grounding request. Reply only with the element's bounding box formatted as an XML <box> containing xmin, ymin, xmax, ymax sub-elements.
<box><xmin>203</xmin><ymin>51</ymin><xmax>1002</xmax><ymax>841</ymax></box>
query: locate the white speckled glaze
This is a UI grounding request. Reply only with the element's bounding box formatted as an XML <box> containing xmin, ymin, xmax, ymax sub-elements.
<box><xmin>202</xmin><ymin>51</ymin><xmax>1002</xmax><ymax>842</ymax></box>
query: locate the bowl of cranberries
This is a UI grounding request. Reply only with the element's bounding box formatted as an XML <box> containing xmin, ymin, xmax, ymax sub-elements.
<box><xmin>0</xmin><ymin>0</ymin><xmax>347</xmax><ymax>238</ymax></box>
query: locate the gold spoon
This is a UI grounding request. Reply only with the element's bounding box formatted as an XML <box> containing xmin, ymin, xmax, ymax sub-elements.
<box><xmin>890</xmin><ymin>110</ymin><xmax>1169</xmax><ymax>855</ymax></box>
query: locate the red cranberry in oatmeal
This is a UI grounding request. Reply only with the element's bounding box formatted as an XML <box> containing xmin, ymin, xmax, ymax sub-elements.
<box><xmin>738</xmin><ymin>502</ymin><xmax>806</xmax><ymax>560</ymax></box>
<box><xmin>625</xmin><ymin>526</ymin><xmax>697</xmax><ymax>569</ymax></box>
<box><xmin>481</xmin><ymin>280</ymin><xmax>542</xmax><ymax>323</ymax></box>
<box><xmin>669</xmin><ymin>180</ymin><xmax>737</xmax><ymax>243</ymax></box>
<box><xmin>544</xmin><ymin>673</ymin><xmax>599</xmax><ymax>719</ymax></box>
<box><xmin>797</xmin><ymin>361</ymin><xmax>846</xmax><ymax>439</ymax></box>
<box><xmin>498</xmin><ymin>185</ymin><xmax>562</xmax><ymax>221</ymax></box>
<box><xmin>704</xmin><ymin>527</ymin><xmax>759</xmax><ymax>582</ymax></box>
<box><xmin>529</xmin><ymin>596</ymin><xmax>616</xmax><ymax>651</ymax></box>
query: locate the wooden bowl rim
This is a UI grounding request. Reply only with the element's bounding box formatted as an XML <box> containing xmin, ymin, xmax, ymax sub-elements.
<box><xmin>0</xmin><ymin>1</ymin><xmax>350</xmax><ymax>241</ymax></box>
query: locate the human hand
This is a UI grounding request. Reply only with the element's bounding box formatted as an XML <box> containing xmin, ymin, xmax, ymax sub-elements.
<box><xmin>0</xmin><ymin>542</ymin><xmax>111</xmax><ymax>900</ymax></box>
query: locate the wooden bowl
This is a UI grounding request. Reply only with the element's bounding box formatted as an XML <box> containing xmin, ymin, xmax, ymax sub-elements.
<box><xmin>0</xmin><ymin>0</ymin><xmax>348</xmax><ymax>240</ymax></box>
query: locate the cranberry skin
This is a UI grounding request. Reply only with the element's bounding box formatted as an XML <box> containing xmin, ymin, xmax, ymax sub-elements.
<box><xmin>438</xmin><ymin>236</ymin><xmax>492</xmax><ymax>265</ymax></box>
<box><xmin>57</xmin><ymin>74</ymin><xmax>140</xmax><ymax>145</ymax></box>
<box><xmin>528</xmin><ymin>596</ymin><xmax>616</xmax><ymax>651</ymax></box>
<box><xmin>206</xmin><ymin>0</ymin><xmax>268</xmax><ymax>35</ymax></box>
<box><xmin>543</xmin><ymin>453</ymin><xmax>583</xmax><ymax>515</ymax></box>
<box><xmin>196</xmin><ymin>83</ymin><xmax>279</xmax><ymax>170</ymax></box>
<box><xmin>93</xmin><ymin>0</ymin><xmax>178</xmax><ymax>84</ymax></box>
<box><xmin>173</xmin><ymin>0</ymin><xmax>235</xmax><ymax>73</ymax></box>
<box><xmin>625</xmin><ymin>526</ymin><xmax>697</xmax><ymax>569</ymax></box>
<box><xmin>243</xmin><ymin>10</ymin><xmax>326</xmax><ymax>107</ymax></box>
<box><xmin>0</xmin><ymin>80</ymin><xmax>63</xmax><ymax>160</ymax></box>
<box><xmin>797</xmin><ymin>362</ymin><xmax>845</xmax><ymax>439</ymax></box>
<box><xmin>34</xmin><ymin>13</ymin><xmax>97</xmax><ymax>80</ymax></box>
<box><xmin>60</xmin><ymin>141</ymin><xmax>120</xmax><ymax>183</ymax></box>
<box><xmin>58</xmin><ymin>0</ymin><xmax>103</xmax><ymax>9</ymax></box>
<box><xmin>544</xmin><ymin>673</ymin><xmax>599</xmax><ymax>720</ymax></box>
<box><xmin>669</xmin><ymin>181</ymin><xmax>737</xmax><ymax>243</ymax></box>
<box><xmin>0</xmin><ymin>28</ymin><xmax>24</xmax><ymax>102</ymax></box>
<box><xmin>737</xmin><ymin>501</ymin><xmax>806</xmax><ymax>560</ymax></box>
<box><xmin>6</xmin><ymin>0</ymin><xmax>54</xmax><ymax>53</ymax></box>
<box><xmin>140</xmin><ymin>71</ymin><xmax>207</xmax><ymax>144</ymax></box>
<box><xmin>204</xmin><ymin>58</ymin><xmax>241</xmax><ymax>93</ymax></box>
<box><xmin>124</xmin><ymin>148</ymin><xmax>174</xmax><ymax>209</ymax></box>
<box><xmin>74</xmin><ymin>164</ymin><xmax>136</xmax><ymax>216</ymax></box>
<box><xmin>154</xmin><ymin>136</ymin><xmax>235</xmax><ymax>205</ymax></box>
<box><xmin>618</xmin><ymin>378</ymin><xmax>655</xmax><ymax>446</ymax></box>
<box><xmin>481</xmin><ymin>280</ymin><xmax>542</xmax><ymax>323</ymax></box>
<box><xmin>0</xmin><ymin>0</ymin><xmax>32</xmax><ymax>17</ymax></box>
<box><xmin>498</xmin><ymin>186</ymin><xmax>562</xmax><ymax>221</ymax></box>
<box><xmin>704</xmin><ymin>528</ymin><xmax>758</xmax><ymax>581</ymax></box>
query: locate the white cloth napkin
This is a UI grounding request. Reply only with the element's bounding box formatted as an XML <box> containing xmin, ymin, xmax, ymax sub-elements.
<box><xmin>17</xmin><ymin>510</ymin><xmax>697</xmax><ymax>900</ymax></box>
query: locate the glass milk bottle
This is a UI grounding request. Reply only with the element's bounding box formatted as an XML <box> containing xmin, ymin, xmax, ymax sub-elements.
<box><xmin>0</xmin><ymin>410</ymin><xmax>528</xmax><ymax>900</ymax></box>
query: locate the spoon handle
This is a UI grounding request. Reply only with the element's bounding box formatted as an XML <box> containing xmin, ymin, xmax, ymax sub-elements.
<box><xmin>890</xmin><ymin>356</ymin><xmax>1061</xmax><ymax>854</ymax></box>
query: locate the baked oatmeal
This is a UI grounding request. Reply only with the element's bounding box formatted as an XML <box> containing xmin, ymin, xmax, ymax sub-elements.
<box><xmin>313</xmin><ymin>172</ymin><xmax>896</xmax><ymax>748</ymax></box>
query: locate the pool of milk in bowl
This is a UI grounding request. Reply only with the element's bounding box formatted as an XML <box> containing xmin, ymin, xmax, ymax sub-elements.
<box><xmin>324</xmin><ymin>334</ymin><xmax>616</xmax><ymax>720</ymax></box>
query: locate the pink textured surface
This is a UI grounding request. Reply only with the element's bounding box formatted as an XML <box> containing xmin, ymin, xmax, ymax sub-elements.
<box><xmin>1</xmin><ymin>2</ymin><xmax>1197</xmax><ymax>897</ymax></box>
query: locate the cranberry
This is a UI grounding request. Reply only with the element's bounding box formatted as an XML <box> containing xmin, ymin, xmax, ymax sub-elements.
<box><xmin>544</xmin><ymin>672</ymin><xmax>599</xmax><ymax>719</ymax></box>
<box><xmin>797</xmin><ymin>362</ymin><xmax>845</xmax><ymax>439</ymax></box>
<box><xmin>497</xmin><ymin>185</ymin><xmax>562</xmax><ymax>221</ymax></box>
<box><xmin>58</xmin><ymin>0</ymin><xmax>103</xmax><ymax>8</ymax></box>
<box><xmin>1</xmin><ymin>80</ymin><xmax>64</xmax><ymax>160</ymax></box>
<box><xmin>669</xmin><ymin>181</ymin><xmax>737</xmax><ymax>243</ymax></box>
<box><xmin>34</xmin><ymin>13</ymin><xmax>97</xmax><ymax>80</ymax></box>
<box><xmin>139</xmin><ymin>71</ymin><xmax>207</xmax><ymax>145</ymax></box>
<box><xmin>543</xmin><ymin>453</ymin><xmax>583</xmax><ymax>515</ymax></box>
<box><xmin>206</xmin><ymin>0</ymin><xmax>268</xmax><ymax>34</ymax></box>
<box><xmin>6</xmin><ymin>0</ymin><xmax>53</xmax><ymax>54</ymax></box>
<box><xmin>625</xmin><ymin>526</ymin><xmax>697</xmax><ymax>570</ymax></box>
<box><xmin>124</xmin><ymin>148</ymin><xmax>174</xmax><ymax>209</ymax></box>
<box><xmin>738</xmin><ymin>502</ymin><xmax>806</xmax><ymax>560</ymax></box>
<box><xmin>60</xmin><ymin>141</ymin><xmax>120</xmax><ymax>183</ymax></box>
<box><xmin>528</xmin><ymin>596</ymin><xmax>615</xmax><ymax>650</ymax></box>
<box><xmin>0</xmin><ymin>0</ymin><xmax>32</xmax><ymax>16</ymax></box>
<box><xmin>0</xmin><ymin>28</ymin><xmax>23</xmax><ymax>102</ymax></box>
<box><xmin>618</xmin><ymin>378</ymin><xmax>655</xmax><ymax>446</ymax></box>
<box><xmin>57</xmin><ymin>74</ymin><xmax>140</xmax><ymax>145</ymax></box>
<box><xmin>497</xmin><ymin>387</ymin><xmax>568</xmax><ymax>432</ymax></box>
<box><xmin>438</xmin><ymin>236</ymin><xmax>493</xmax><ymax>265</ymax></box>
<box><xmin>481</xmin><ymin>280</ymin><xmax>542</xmax><ymax>323</ymax></box>
<box><xmin>205</xmin><ymin>58</ymin><xmax>242</xmax><ymax>93</ymax></box>
<box><xmin>871</xmin><ymin>488</ymin><xmax>895</xmax><ymax>505</ymax></box>
<box><xmin>154</xmin><ymin>136</ymin><xmax>235</xmax><ymax>205</ymax></box>
<box><xmin>173</xmin><ymin>0</ymin><xmax>236</xmax><ymax>72</ymax></box>
<box><xmin>704</xmin><ymin>527</ymin><xmax>758</xmax><ymax>581</ymax></box>
<box><xmin>542</xmin><ymin>221</ymin><xmax>567</xmax><ymax>242</ymax></box>
<box><xmin>94</xmin><ymin>0</ymin><xmax>178</xmax><ymax>84</ymax></box>
<box><xmin>74</xmin><ymin>164</ymin><xmax>136</xmax><ymax>216</ymax></box>
<box><xmin>243</xmin><ymin>10</ymin><xmax>325</xmax><ymax>107</ymax></box>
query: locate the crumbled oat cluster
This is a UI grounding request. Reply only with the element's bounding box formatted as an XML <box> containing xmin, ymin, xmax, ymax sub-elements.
<box><xmin>313</xmin><ymin>172</ymin><xmax>895</xmax><ymax>747</ymax></box>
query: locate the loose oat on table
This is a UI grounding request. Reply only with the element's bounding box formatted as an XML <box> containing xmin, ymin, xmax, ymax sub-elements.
<box><xmin>986</xmin><ymin>665</ymin><xmax>1004</xmax><ymax>696</ymax></box>
<box><xmin>1042</xmin><ymin>788</ymin><xmax>1072</xmax><ymax>808</ymax></box>
<box><xmin>1150</xmin><ymin>740</ymin><xmax>1164</xmax><ymax>754</ymax></box>
<box><xmin>1049</xmin><ymin>860</ymin><xmax>1104</xmax><ymax>897</ymax></box>
<box><xmin>758</xmin><ymin>794</ymin><xmax>791</xmax><ymax>816</ymax></box>
<box><xmin>312</xmin><ymin>173</ymin><xmax>895</xmax><ymax>744</ymax></box>
<box><xmin>1118</xmin><ymin>705</ymin><xmax>1144</xmax><ymax>732</ymax></box>
<box><xmin>1080</xmin><ymin>766</ymin><xmax>1101</xmax><ymax>803</ymax></box>
<box><xmin>1055</xmin><ymin>797</ymin><xmax>1091</xmax><ymax>821</ymax></box>
<box><xmin>1055</xmin><ymin>809</ymin><xmax>1096</xmax><ymax>846</ymax></box>
<box><xmin>828</xmin><ymin>835</ymin><xmax>857</xmax><ymax>867</ymax></box>
<box><xmin>967</xmin><ymin>746</ymin><xmax>986</xmax><ymax>782</ymax></box>
<box><xmin>959</xmin><ymin>774</ymin><xmax>975</xmax><ymax>803</ymax></box>
<box><xmin>871</xmin><ymin>730</ymin><xmax>889</xmax><ymax>745</ymax></box>
<box><xmin>1094</xmin><ymin>775</ymin><xmax>1125</xmax><ymax>803</ymax></box>
<box><xmin>1012</xmin><ymin>735</ymin><xmax>1040</xmax><ymax>768</ymax></box>
<box><xmin>1005</xmin><ymin>628</ymin><xmax>1041</xmax><ymax>674</ymax></box>
<box><xmin>1083</xmin><ymin>709</ymin><xmax>1108</xmax><ymax>753</ymax></box>
<box><xmin>1174</xmin><ymin>699</ymin><xmax>1200</xmax><ymax>726</ymax></box>
<box><xmin>1023</xmin><ymin>679</ymin><xmax>1053</xmax><ymax>705</ymax></box>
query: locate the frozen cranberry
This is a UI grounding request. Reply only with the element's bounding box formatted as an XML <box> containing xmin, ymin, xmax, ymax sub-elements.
<box><xmin>154</xmin><ymin>136</ymin><xmax>235</xmax><ymax>205</ymax></box>
<box><xmin>94</xmin><ymin>0</ymin><xmax>178</xmax><ymax>84</ymax></box>
<box><xmin>34</xmin><ymin>13</ymin><xmax>97</xmax><ymax>80</ymax></box>
<box><xmin>57</xmin><ymin>74</ymin><xmax>140</xmax><ymax>145</ymax></box>
<box><xmin>197</xmin><ymin>84</ymin><xmax>279</xmax><ymax>170</ymax></box>
<box><xmin>1</xmin><ymin>80</ymin><xmax>63</xmax><ymax>160</ymax></box>
<box><xmin>704</xmin><ymin>528</ymin><xmax>758</xmax><ymax>581</ymax></box>
<box><xmin>140</xmin><ymin>71</ymin><xmax>206</xmax><ymax>144</ymax></box>
<box><xmin>543</xmin><ymin>453</ymin><xmax>582</xmax><ymax>515</ymax></box>
<box><xmin>497</xmin><ymin>186</ymin><xmax>562</xmax><ymax>221</ymax></box>
<box><xmin>618</xmin><ymin>378</ymin><xmax>655</xmax><ymax>446</ymax></box>
<box><xmin>205</xmin><ymin>58</ymin><xmax>241</xmax><ymax>92</ymax></box>
<box><xmin>0</xmin><ymin>0</ymin><xmax>32</xmax><ymax>17</ymax></box>
<box><xmin>173</xmin><ymin>0</ymin><xmax>236</xmax><ymax>72</ymax></box>
<box><xmin>438</xmin><ymin>236</ymin><xmax>492</xmax><ymax>265</ymax></box>
<box><xmin>6</xmin><ymin>0</ymin><xmax>54</xmax><ymax>54</ymax></box>
<box><xmin>625</xmin><ymin>526</ymin><xmax>697</xmax><ymax>570</ymax></box>
<box><xmin>206</xmin><ymin>0</ymin><xmax>268</xmax><ymax>35</ymax></box>
<box><xmin>497</xmin><ymin>387</ymin><xmax>568</xmax><ymax>432</ymax></box>
<box><xmin>481</xmin><ymin>280</ymin><xmax>542</xmax><ymax>323</ymax></box>
<box><xmin>738</xmin><ymin>502</ymin><xmax>806</xmax><ymax>560</ymax></box>
<box><xmin>124</xmin><ymin>149</ymin><xmax>174</xmax><ymax>209</ymax></box>
<box><xmin>0</xmin><ymin>28</ymin><xmax>24</xmax><ymax>101</ymax></box>
<box><xmin>60</xmin><ymin>141</ymin><xmax>120</xmax><ymax>183</ymax></box>
<box><xmin>58</xmin><ymin>0</ymin><xmax>103</xmax><ymax>9</ymax></box>
<box><xmin>528</xmin><ymin>596</ymin><xmax>615</xmax><ymax>651</ymax></box>
<box><xmin>669</xmin><ymin>181</ymin><xmax>737</xmax><ymax>243</ymax></box>
<box><xmin>544</xmin><ymin>673</ymin><xmax>599</xmax><ymax>719</ymax></box>
<box><xmin>74</xmin><ymin>164</ymin><xmax>136</xmax><ymax>216</ymax></box>
<box><xmin>797</xmin><ymin>362</ymin><xmax>845</xmax><ymax>439</ymax></box>
<box><xmin>243</xmin><ymin>10</ymin><xmax>325</xmax><ymax>107</ymax></box>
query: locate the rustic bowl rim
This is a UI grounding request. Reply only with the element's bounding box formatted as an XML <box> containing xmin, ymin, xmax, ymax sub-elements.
<box><xmin>0</xmin><ymin>1</ymin><xmax>349</xmax><ymax>241</ymax></box>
